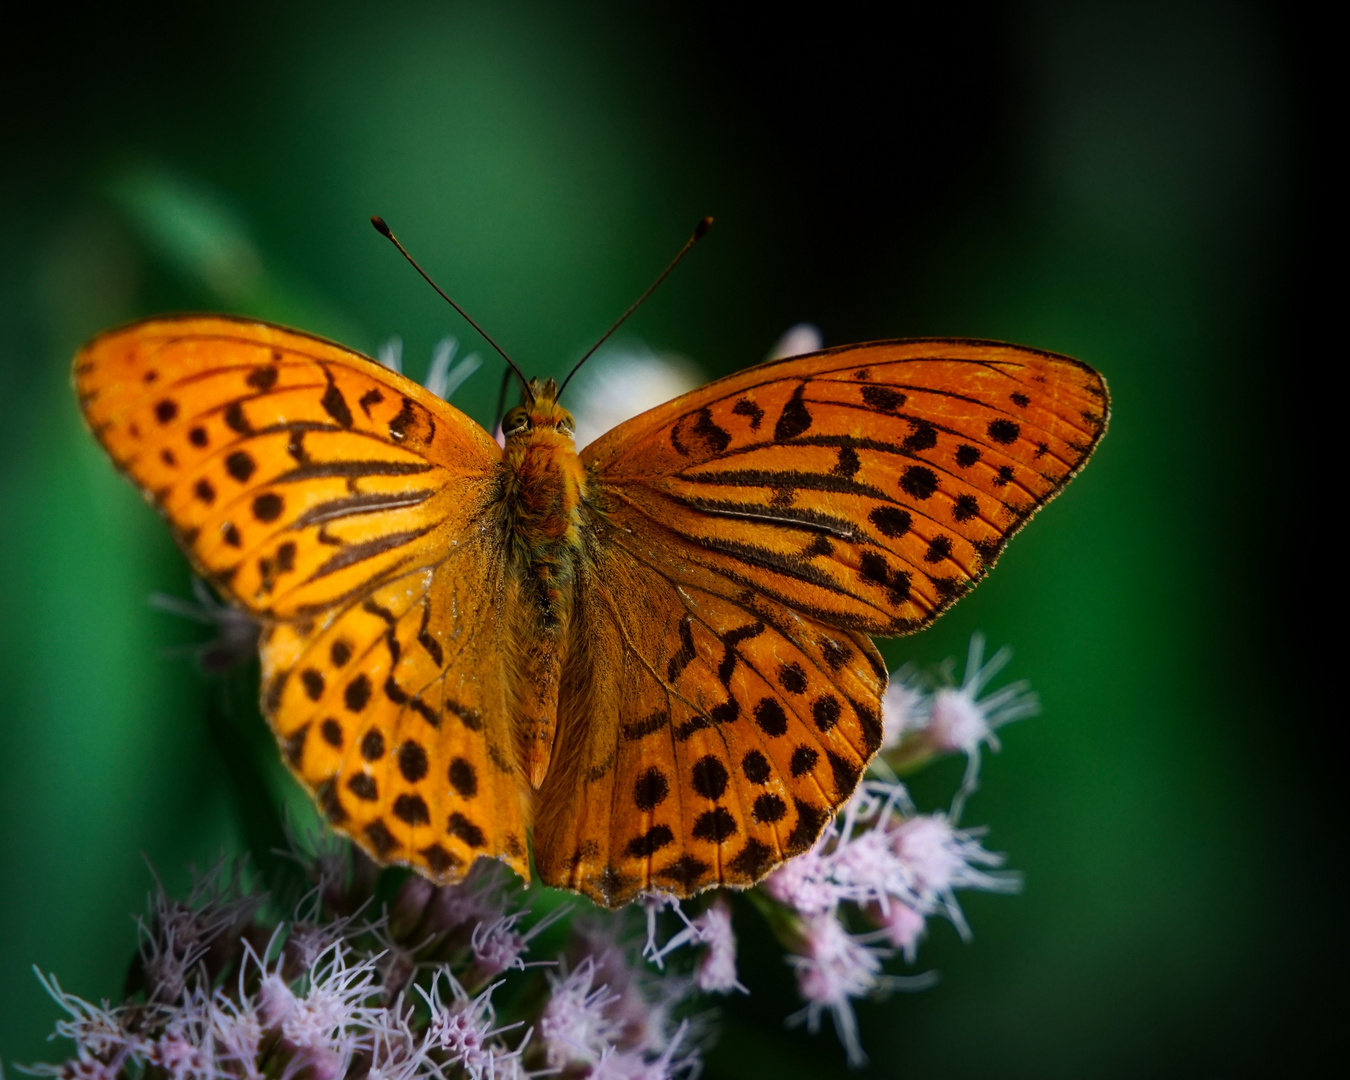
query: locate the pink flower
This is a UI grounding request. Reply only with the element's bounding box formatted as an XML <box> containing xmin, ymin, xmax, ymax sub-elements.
<box><xmin>763</xmin><ymin>846</ymin><xmax>839</xmax><ymax>916</ymax></box>
<box><xmin>539</xmin><ymin>957</ymin><xmax>623</xmax><ymax>1067</ymax></box>
<box><xmin>868</xmin><ymin>901</ymin><xmax>926</xmax><ymax>963</ymax></box>
<box><xmin>469</xmin><ymin>905</ymin><xmax>567</xmax><ymax>979</ymax></box>
<box><xmin>419</xmin><ymin>970</ymin><xmax>526</xmax><ymax>1079</ymax></box>
<box><xmin>28</xmin><ymin>971</ymin><xmax>147</xmax><ymax>1066</ymax></box>
<box><xmin>692</xmin><ymin>898</ymin><xmax>743</xmax><ymax>995</ymax></box>
<box><xmin>887</xmin><ymin>814</ymin><xmax>1017</xmax><ymax>936</ymax></box>
<box><xmin>786</xmin><ymin>914</ymin><xmax>889</xmax><ymax>1067</ymax></box>
<box><xmin>590</xmin><ymin>1020</ymin><xmax>697</xmax><ymax>1080</ymax></box>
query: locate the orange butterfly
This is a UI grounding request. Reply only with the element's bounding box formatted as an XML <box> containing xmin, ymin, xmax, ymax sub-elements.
<box><xmin>74</xmin><ymin>260</ymin><xmax>1106</xmax><ymax>909</ymax></box>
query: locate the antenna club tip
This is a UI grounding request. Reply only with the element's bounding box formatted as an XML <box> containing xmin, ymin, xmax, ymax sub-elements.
<box><xmin>370</xmin><ymin>215</ymin><xmax>393</xmax><ymax>238</ymax></box>
<box><xmin>694</xmin><ymin>216</ymin><xmax>714</xmax><ymax>239</ymax></box>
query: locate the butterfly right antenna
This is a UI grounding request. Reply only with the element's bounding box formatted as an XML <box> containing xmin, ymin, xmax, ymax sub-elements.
<box><xmin>371</xmin><ymin>216</ymin><xmax>534</xmax><ymax>405</ymax></box>
<box><xmin>556</xmin><ymin>216</ymin><xmax>713</xmax><ymax>400</ymax></box>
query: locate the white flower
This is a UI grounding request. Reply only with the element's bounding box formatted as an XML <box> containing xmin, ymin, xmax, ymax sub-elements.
<box><xmin>590</xmin><ymin>1020</ymin><xmax>697</xmax><ymax>1080</ymax></box>
<box><xmin>135</xmin><ymin>857</ymin><xmax>261</xmax><ymax>1005</ymax></box>
<box><xmin>931</xmin><ymin>634</ymin><xmax>1039</xmax><ymax>807</ymax></box>
<box><xmin>378</xmin><ymin>335</ymin><xmax>481</xmax><ymax>400</ymax></box>
<box><xmin>643</xmin><ymin>896</ymin><xmax>743</xmax><ymax>995</ymax></box>
<box><xmin>565</xmin><ymin>346</ymin><xmax>705</xmax><ymax>449</ymax></box>
<box><xmin>28</xmin><ymin>970</ymin><xmax>147</xmax><ymax>1068</ymax></box>
<box><xmin>424</xmin><ymin>336</ymin><xmax>482</xmax><ymax>400</ymax></box>
<box><xmin>377</xmin><ymin>336</ymin><xmax>403</xmax><ymax>374</ymax></box>
<box><xmin>768</xmin><ymin>323</ymin><xmax>824</xmax><ymax>360</ymax></box>
<box><xmin>887</xmin><ymin>814</ymin><xmax>1018</xmax><ymax>937</ymax></box>
<box><xmin>205</xmin><ymin>990</ymin><xmax>265</xmax><ymax>1080</ymax></box>
<box><xmin>880</xmin><ymin>663</ymin><xmax>928</xmax><ymax>751</ymax></box>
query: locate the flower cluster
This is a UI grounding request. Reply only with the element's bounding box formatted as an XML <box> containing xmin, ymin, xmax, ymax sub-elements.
<box><xmin>741</xmin><ymin>634</ymin><xmax>1035</xmax><ymax>1064</ymax></box>
<box><xmin>25</xmin><ymin>842</ymin><xmax>711</xmax><ymax>1080</ymax></box>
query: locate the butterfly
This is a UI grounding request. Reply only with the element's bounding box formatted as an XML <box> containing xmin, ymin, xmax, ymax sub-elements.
<box><xmin>75</xmin><ymin>313</ymin><xmax>1106</xmax><ymax>907</ymax></box>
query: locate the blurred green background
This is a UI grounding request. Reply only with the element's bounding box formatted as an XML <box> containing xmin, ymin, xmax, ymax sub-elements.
<box><xmin>0</xmin><ymin>1</ymin><xmax>1332</xmax><ymax>1074</ymax></box>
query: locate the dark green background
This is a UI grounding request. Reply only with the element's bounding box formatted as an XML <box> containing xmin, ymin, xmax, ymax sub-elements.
<box><xmin>1</xmin><ymin>2</ymin><xmax>1333</xmax><ymax>1075</ymax></box>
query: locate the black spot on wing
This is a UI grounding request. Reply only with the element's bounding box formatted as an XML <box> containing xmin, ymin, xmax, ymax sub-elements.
<box><xmin>393</xmin><ymin>793</ymin><xmax>430</xmax><ymax>825</ymax></box>
<box><xmin>690</xmin><ymin>757</ymin><xmax>729</xmax><ymax>800</ymax></box>
<box><xmin>860</xmin><ymin>385</ymin><xmax>905</xmax><ymax>412</ymax></box>
<box><xmin>672</xmin><ymin>408</ymin><xmax>732</xmax><ymax>456</ymax></box>
<box><xmin>785</xmin><ymin>799</ymin><xmax>830</xmax><ymax>854</ymax></box>
<box><xmin>753</xmin><ymin>793</ymin><xmax>787</xmax><ymax>823</ymax></box>
<box><xmin>359</xmin><ymin>388</ymin><xmax>383</xmax><ymax>416</ymax></box>
<box><xmin>448</xmin><ymin>758</ymin><xmax>478</xmax><ymax>798</ymax></box>
<box><xmin>388</xmin><ymin>397</ymin><xmax>416</xmax><ymax>442</ymax></box>
<box><xmin>622</xmin><ymin>711</ymin><xmax>670</xmax><ymax>742</ymax></box>
<box><xmin>901</xmin><ymin>420</ymin><xmax>938</xmax><ymax>452</ymax></box>
<box><xmin>869</xmin><ymin>505</ymin><xmax>912</xmax><ymax>538</ymax></box>
<box><xmin>360</xmin><ymin>729</ymin><xmax>385</xmax><ymax>760</ymax></box>
<box><xmin>449</xmin><ymin>812</ymin><xmax>486</xmax><ymax>848</ymax></box>
<box><xmin>398</xmin><ymin>740</ymin><xmax>429</xmax><ymax>782</ymax></box>
<box><xmin>247</xmin><ymin>365</ymin><xmax>278</xmax><ymax>390</ymax></box>
<box><xmin>692</xmin><ymin>808</ymin><xmax>738</xmax><ymax>843</ymax></box>
<box><xmin>633</xmin><ymin>767</ymin><xmax>670</xmax><ymax>811</ymax></box>
<box><xmin>732</xmin><ymin>398</ymin><xmax>764</xmax><ymax>430</ymax></box>
<box><xmin>900</xmin><ymin>466</ymin><xmax>938</xmax><ymax>499</ymax></box>
<box><xmin>741</xmin><ymin>750</ymin><xmax>772</xmax><ymax>783</ymax></box>
<box><xmin>320</xmin><ymin>371</ymin><xmax>354</xmax><ymax>428</ymax></box>
<box><xmin>728</xmin><ymin>838</ymin><xmax>774</xmax><ymax>878</ymax></box>
<box><xmin>773</xmin><ymin>383</ymin><xmax>813</xmax><ymax>440</ymax></box>
<box><xmin>625</xmin><ymin>825</ymin><xmax>674</xmax><ymax>858</ymax></box>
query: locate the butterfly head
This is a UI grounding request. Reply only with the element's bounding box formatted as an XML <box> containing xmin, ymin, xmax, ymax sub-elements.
<box><xmin>502</xmin><ymin>377</ymin><xmax>576</xmax><ymax>444</ymax></box>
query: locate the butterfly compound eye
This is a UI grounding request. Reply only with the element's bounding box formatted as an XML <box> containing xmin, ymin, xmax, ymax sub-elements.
<box><xmin>502</xmin><ymin>406</ymin><xmax>531</xmax><ymax>437</ymax></box>
<box><xmin>556</xmin><ymin>411</ymin><xmax>575</xmax><ymax>436</ymax></box>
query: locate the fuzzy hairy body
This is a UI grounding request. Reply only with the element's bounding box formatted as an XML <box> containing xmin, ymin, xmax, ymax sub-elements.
<box><xmin>497</xmin><ymin>381</ymin><xmax>590</xmax><ymax>788</ymax></box>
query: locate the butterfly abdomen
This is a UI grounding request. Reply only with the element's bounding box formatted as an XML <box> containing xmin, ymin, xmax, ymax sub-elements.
<box><xmin>501</xmin><ymin>404</ymin><xmax>590</xmax><ymax>788</ymax></box>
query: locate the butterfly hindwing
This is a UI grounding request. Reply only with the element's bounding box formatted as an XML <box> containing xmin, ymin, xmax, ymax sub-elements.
<box><xmin>582</xmin><ymin>339</ymin><xmax>1109</xmax><ymax>636</ymax></box>
<box><xmin>534</xmin><ymin>525</ymin><xmax>884</xmax><ymax>906</ymax></box>
<box><xmin>76</xmin><ymin>316</ymin><xmax>528</xmax><ymax>882</ymax></box>
<box><xmin>263</xmin><ymin>548</ymin><xmax>528</xmax><ymax>881</ymax></box>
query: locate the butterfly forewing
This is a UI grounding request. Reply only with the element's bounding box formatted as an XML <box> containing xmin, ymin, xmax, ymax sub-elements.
<box><xmin>75</xmin><ymin>316</ymin><xmax>529</xmax><ymax>882</ymax></box>
<box><xmin>582</xmin><ymin>339</ymin><xmax>1108</xmax><ymax>636</ymax></box>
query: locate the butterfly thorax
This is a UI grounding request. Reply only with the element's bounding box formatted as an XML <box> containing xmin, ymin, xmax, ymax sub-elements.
<box><xmin>499</xmin><ymin>378</ymin><xmax>588</xmax><ymax>787</ymax></box>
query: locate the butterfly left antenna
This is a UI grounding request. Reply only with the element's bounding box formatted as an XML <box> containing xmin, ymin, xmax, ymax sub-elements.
<box><xmin>556</xmin><ymin>216</ymin><xmax>713</xmax><ymax>400</ymax></box>
<box><xmin>371</xmin><ymin>216</ymin><xmax>534</xmax><ymax>405</ymax></box>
